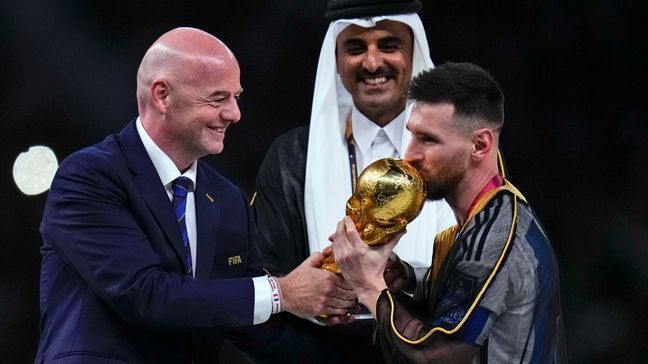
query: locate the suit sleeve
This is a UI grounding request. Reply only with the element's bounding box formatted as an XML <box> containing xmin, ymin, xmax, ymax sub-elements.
<box><xmin>41</xmin><ymin>149</ymin><xmax>257</xmax><ymax>329</ymax></box>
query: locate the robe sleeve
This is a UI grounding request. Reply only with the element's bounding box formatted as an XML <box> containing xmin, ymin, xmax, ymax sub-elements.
<box><xmin>373</xmin><ymin>194</ymin><xmax>518</xmax><ymax>362</ymax></box>
<box><xmin>253</xmin><ymin>127</ymin><xmax>310</xmax><ymax>275</ymax></box>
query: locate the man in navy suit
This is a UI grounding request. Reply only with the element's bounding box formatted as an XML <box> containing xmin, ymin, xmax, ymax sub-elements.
<box><xmin>35</xmin><ymin>27</ymin><xmax>356</xmax><ymax>363</ymax></box>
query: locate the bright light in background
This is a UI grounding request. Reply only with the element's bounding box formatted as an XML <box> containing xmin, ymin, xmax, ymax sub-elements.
<box><xmin>13</xmin><ymin>145</ymin><xmax>58</xmax><ymax>195</ymax></box>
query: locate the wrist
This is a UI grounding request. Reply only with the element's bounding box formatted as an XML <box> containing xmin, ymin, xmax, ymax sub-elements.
<box><xmin>356</xmin><ymin>282</ymin><xmax>386</xmax><ymax>317</ymax></box>
<box><xmin>276</xmin><ymin>276</ymin><xmax>293</xmax><ymax>313</ymax></box>
<box><xmin>267</xmin><ymin>276</ymin><xmax>283</xmax><ymax>314</ymax></box>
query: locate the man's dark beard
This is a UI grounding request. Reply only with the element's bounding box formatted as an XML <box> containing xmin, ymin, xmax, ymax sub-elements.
<box><xmin>423</xmin><ymin>158</ymin><xmax>465</xmax><ymax>202</ymax></box>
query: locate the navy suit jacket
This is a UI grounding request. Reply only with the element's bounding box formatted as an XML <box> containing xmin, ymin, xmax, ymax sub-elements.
<box><xmin>35</xmin><ymin>120</ymin><xmax>269</xmax><ymax>363</ymax></box>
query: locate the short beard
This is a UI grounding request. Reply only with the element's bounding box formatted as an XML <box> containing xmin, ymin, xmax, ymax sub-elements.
<box><xmin>424</xmin><ymin>155</ymin><xmax>466</xmax><ymax>202</ymax></box>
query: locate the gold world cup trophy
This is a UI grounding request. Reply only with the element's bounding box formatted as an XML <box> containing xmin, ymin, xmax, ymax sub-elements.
<box><xmin>321</xmin><ymin>158</ymin><xmax>427</xmax><ymax>274</ymax></box>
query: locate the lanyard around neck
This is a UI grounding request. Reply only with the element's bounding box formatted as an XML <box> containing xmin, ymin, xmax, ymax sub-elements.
<box><xmin>345</xmin><ymin>116</ymin><xmax>358</xmax><ymax>194</ymax></box>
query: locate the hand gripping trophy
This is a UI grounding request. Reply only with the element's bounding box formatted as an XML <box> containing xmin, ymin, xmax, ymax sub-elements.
<box><xmin>321</xmin><ymin>158</ymin><xmax>426</xmax><ymax>273</ymax></box>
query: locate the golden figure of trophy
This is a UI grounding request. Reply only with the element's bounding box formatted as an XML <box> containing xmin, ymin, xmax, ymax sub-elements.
<box><xmin>321</xmin><ymin>158</ymin><xmax>427</xmax><ymax>274</ymax></box>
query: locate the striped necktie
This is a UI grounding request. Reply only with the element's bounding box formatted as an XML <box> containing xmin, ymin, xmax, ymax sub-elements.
<box><xmin>172</xmin><ymin>176</ymin><xmax>193</xmax><ymax>275</ymax></box>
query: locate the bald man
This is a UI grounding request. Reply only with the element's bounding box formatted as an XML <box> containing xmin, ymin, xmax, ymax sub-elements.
<box><xmin>35</xmin><ymin>27</ymin><xmax>355</xmax><ymax>364</ymax></box>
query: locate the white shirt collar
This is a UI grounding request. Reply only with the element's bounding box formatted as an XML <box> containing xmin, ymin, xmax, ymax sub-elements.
<box><xmin>135</xmin><ymin>117</ymin><xmax>197</xmax><ymax>189</ymax></box>
<box><xmin>351</xmin><ymin>106</ymin><xmax>406</xmax><ymax>158</ymax></box>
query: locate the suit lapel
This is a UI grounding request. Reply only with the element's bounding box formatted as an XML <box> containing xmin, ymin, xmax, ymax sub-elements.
<box><xmin>119</xmin><ymin>121</ymin><xmax>190</xmax><ymax>273</ymax></box>
<box><xmin>194</xmin><ymin>164</ymin><xmax>222</xmax><ymax>279</ymax></box>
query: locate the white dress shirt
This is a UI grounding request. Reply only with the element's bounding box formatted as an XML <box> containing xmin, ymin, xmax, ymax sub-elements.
<box><xmin>136</xmin><ymin>118</ymin><xmax>272</xmax><ymax>324</ymax></box>
<box><xmin>351</xmin><ymin>106</ymin><xmax>405</xmax><ymax>171</ymax></box>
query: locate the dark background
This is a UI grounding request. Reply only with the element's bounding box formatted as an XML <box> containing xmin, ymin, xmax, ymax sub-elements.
<box><xmin>1</xmin><ymin>1</ymin><xmax>646</xmax><ymax>363</ymax></box>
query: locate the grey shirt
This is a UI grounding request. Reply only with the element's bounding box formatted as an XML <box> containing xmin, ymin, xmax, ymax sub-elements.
<box><xmin>375</xmin><ymin>188</ymin><xmax>567</xmax><ymax>363</ymax></box>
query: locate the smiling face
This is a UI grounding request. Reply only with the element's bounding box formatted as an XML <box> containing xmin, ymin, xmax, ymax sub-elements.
<box><xmin>164</xmin><ymin>56</ymin><xmax>242</xmax><ymax>161</ymax></box>
<box><xmin>137</xmin><ymin>28</ymin><xmax>243</xmax><ymax>171</ymax></box>
<box><xmin>336</xmin><ymin>20</ymin><xmax>413</xmax><ymax>126</ymax></box>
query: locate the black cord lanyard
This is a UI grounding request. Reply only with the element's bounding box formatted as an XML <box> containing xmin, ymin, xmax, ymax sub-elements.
<box><xmin>345</xmin><ymin>116</ymin><xmax>358</xmax><ymax>193</ymax></box>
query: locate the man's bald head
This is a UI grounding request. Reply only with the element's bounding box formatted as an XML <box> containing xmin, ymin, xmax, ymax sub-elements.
<box><xmin>136</xmin><ymin>27</ymin><xmax>238</xmax><ymax>116</ymax></box>
<box><xmin>134</xmin><ymin>27</ymin><xmax>242</xmax><ymax>171</ymax></box>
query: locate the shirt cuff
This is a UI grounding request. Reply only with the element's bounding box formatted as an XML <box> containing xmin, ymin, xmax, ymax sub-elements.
<box><xmin>252</xmin><ymin>276</ymin><xmax>272</xmax><ymax>325</ymax></box>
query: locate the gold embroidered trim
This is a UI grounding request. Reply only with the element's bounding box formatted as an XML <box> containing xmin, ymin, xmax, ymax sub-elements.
<box><xmin>426</xmin><ymin>225</ymin><xmax>458</xmax><ymax>298</ymax></box>
<box><xmin>497</xmin><ymin>149</ymin><xmax>506</xmax><ymax>179</ymax></box>
<box><xmin>387</xmin><ymin>179</ymin><xmax>523</xmax><ymax>345</ymax></box>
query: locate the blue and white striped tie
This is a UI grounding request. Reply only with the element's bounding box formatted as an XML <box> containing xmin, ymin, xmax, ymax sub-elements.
<box><xmin>172</xmin><ymin>176</ymin><xmax>193</xmax><ymax>275</ymax></box>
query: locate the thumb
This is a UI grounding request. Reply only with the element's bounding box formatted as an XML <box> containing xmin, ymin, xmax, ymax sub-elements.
<box><xmin>304</xmin><ymin>251</ymin><xmax>325</xmax><ymax>267</ymax></box>
<box><xmin>386</xmin><ymin>230</ymin><xmax>405</xmax><ymax>250</ymax></box>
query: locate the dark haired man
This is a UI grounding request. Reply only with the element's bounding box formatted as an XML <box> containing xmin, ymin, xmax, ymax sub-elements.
<box><xmin>253</xmin><ymin>0</ymin><xmax>455</xmax><ymax>362</ymax></box>
<box><xmin>332</xmin><ymin>62</ymin><xmax>567</xmax><ymax>363</ymax></box>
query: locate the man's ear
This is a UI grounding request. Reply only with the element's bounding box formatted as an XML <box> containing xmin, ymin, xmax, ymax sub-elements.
<box><xmin>150</xmin><ymin>80</ymin><xmax>170</xmax><ymax>114</ymax></box>
<box><xmin>471</xmin><ymin>128</ymin><xmax>494</xmax><ymax>161</ymax></box>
